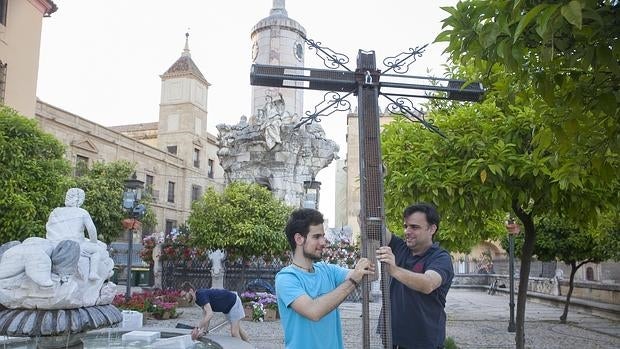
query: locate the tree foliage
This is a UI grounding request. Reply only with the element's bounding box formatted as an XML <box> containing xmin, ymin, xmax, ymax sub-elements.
<box><xmin>0</xmin><ymin>108</ymin><xmax>71</xmax><ymax>242</ymax></box>
<box><xmin>433</xmin><ymin>2</ymin><xmax>619</xmax><ymax>346</ymax></box>
<box><xmin>437</xmin><ymin>0</ymin><xmax>619</xmax><ymax>193</ymax></box>
<box><xmin>71</xmin><ymin>160</ymin><xmax>136</xmax><ymax>244</ymax></box>
<box><xmin>188</xmin><ymin>182</ymin><xmax>293</xmax><ymax>260</ymax></box>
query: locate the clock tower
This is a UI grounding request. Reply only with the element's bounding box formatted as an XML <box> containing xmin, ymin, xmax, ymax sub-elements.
<box><xmin>250</xmin><ymin>0</ymin><xmax>306</xmax><ymax>118</ymax></box>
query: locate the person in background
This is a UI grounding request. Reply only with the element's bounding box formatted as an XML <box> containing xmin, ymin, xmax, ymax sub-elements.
<box><xmin>180</xmin><ymin>282</ymin><xmax>249</xmax><ymax>342</ymax></box>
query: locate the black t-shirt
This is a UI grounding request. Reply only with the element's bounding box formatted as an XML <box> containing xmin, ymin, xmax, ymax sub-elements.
<box><xmin>194</xmin><ymin>289</ymin><xmax>236</xmax><ymax>314</ymax></box>
<box><xmin>388</xmin><ymin>236</ymin><xmax>454</xmax><ymax>348</ymax></box>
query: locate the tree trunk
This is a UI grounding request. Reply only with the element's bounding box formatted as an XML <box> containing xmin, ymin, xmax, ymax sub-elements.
<box><xmin>559</xmin><ymin>261</ymin><xmax>577</xmax><ymax>323</ymax></box>
<box><xmin>513</xmin><ymin>205</ymin><xmax>536</xmax><ymax>349</ymax></box>
<box><xmin>560</xmin><ymin>260</ymin><xmax>589</xmax><ymax>324</ymax></box>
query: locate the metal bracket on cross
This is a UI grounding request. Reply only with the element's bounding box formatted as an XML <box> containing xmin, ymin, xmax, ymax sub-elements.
<box><xmin>250</xmin><ymin>37</ymin><xmax>484</xmax><ymax>136</ymax></box>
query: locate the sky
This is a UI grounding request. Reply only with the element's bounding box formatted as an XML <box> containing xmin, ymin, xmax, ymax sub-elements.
<box><xmin>37</xmin><ymin>0</ymin><xmax>458</xmax><ymax>226</ymax></box>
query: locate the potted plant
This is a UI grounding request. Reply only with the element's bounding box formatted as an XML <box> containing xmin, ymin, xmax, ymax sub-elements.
<box><xmin>149</xmin><ymin>299</ymin><xmax>178</xmax><ymax>320</ymax></box>
<box><xmin>257</xmin><ymin>292</ymin><xmax>278</xmax><ymax>321</ymax></box>
<box><xmin>251</xmin><ymin>302</ymin><xmax>265</xmax><ymax>322</ymax></box>
<box><xmin>240</xmin><ymin>291</ymin><xmax>257</xmax><ymax>319</ymax></box>
<box><xmin>240</xmin><ymin>291</ymin><xmax>278</xmax><ymax>321</ymax></box>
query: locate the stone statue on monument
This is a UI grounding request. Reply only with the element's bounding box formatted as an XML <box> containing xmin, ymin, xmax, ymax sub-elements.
<box><xmin>257</xmin><ymin>91</ymin><xmax>289</xmax><ymax>150</ymax></box>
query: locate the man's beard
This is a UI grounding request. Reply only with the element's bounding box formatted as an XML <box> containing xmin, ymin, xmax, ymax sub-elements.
<box><xmin>303</xmin><ymin>247</ymin><xmax>322</xmax><ymax>262</ymax></box>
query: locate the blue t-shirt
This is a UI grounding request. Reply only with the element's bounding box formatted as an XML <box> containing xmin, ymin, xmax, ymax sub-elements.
<box><xmin>194</xmin><ymin>288</ymin><xmax>236</xmax><ymax>313</ymax></box>
<box><xmin>388</xmin><ymin>237</ymin><xmax>454</xmax><ymax>348</ymax></box>
<box><xmin>275</xmin><ymin>262</ymin><xmax>350</xmax><ymax>349</ymax></box>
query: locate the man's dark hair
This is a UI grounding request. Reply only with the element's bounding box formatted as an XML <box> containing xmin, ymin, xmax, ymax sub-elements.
<box><xmin>285</xmin><ymin>208</ymin><xmax>324</xmax><ymax>251</ymax></box>
<box><xmin>403</xmin><ymin>202</ymin><xmax>440</xmax><ymax>233</ymax></box>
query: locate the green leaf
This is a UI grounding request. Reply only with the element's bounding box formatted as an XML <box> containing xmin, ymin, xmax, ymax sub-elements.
<box><xmin>514</xmin><ymin>4</ymin><xmax>547</xmax><ymax>43</ymax></box>
<box><xmin>440</xmin><ymin>6</ymin><xmax>457</xmax><ymax>16</ymax></box>
<box><xmin>536</xmin><ymin>4</ymin><xmax>561</xmax><ymax>39</ymax></box>
<box><xmin>513</xmin><ymin>0</ymin><xmax>524</xmax><ymax>12</ymax></box>
<box><xmin>480</xmin><ymin>169</ymin><xmax>487</xmax><ymax>183</ymax></box>
<box><xmin>561</xmin><ymin>1</ymin><xmax>582</xmax><ymax>29</ymax></box>
<box><xmin>479</xmin><ymin>22</ymin><xmax>500</xmax><ymax>49</ymax></box>
<box><xmin>435</xmin><ymin>30</ymin><xmax>452</xmax><ymax>43</ymax></box>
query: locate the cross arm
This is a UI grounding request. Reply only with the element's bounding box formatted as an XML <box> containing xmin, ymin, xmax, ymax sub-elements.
<box><xmin>250</xmin><ymin>64</ymin><xmax>357</xmax><ymax>92</ymax></box>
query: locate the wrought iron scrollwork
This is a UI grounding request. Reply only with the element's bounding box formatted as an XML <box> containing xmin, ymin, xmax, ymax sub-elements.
<box><xmin>382</xmin><ymin>44</ymin><xmax>429</xmax><ymax>75</ymax></box>
<box><xmin>382</xmin><ymin>94</ymin><xmax>445</xmax><ymax>137</ymax></box>
<box><xmin>302</xmin><ymin>35</ymin><xmax>351</xmax><ymax>71</ymax></box>
<box><xmin>294</xmin><ymin>91</ymin><xmax>353</xmax><ymax>129</ymax></box>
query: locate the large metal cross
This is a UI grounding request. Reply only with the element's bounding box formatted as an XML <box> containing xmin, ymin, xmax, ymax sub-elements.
<box><xmin>251</xmin><ymin>38</ymin><xmax>483</xmax><ymax>349</ymax></box>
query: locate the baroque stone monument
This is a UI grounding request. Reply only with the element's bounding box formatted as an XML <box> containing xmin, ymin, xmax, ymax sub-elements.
<box><xmin>217</xmin><ymin>91</ymin><xmax>338</xmax><ymax>206</ymax></box>
<box><xmin>217</xmin><ymin>1</ymin><xmax>339</xmax><ymax>206</ymax></box>
<box><xmin>0</xmin><ymin>188</ymin><xmax>121</xmax><ymax>338</ymax></box>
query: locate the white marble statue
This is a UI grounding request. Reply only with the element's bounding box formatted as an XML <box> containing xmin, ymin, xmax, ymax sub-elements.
<box><xmin>0</xmin><ymin>188</ymin><xmax>116</xmax><ymax>309</ymax></box>
<box><xmin>46</xmin><ymin>188</ymin><xmax>107</xmax><ymax>281</ymax></box>
<box><xmin>208</xmin><ymin>249</ymin><xmax>226</xmax><ymax>289</ymax></box>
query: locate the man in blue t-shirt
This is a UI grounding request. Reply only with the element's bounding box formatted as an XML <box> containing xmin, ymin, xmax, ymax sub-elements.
<box><xmin>276</xmin><ymin>208</ymin><xmax>375</xmax><ymax>349</ymax></box>
<box><xmin>180</xmin><ymin>282</ymin><xmax>249</xmax><ymax>342</ymax></box>
<box><xmin>376</xmin><ymin>202</ymin><xmax>454</xmax><ymax>349</ymax></box>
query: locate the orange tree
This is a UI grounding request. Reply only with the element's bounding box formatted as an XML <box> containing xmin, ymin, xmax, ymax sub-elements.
<box><xmin>421</xmin><ymin>2</ymin><xmax>620</xmax><ymax>348</ymax></box>
<box><xmin>188</xmin><ymin>182</ymin><xmax>293</xmax><ymax>261</ymax></box>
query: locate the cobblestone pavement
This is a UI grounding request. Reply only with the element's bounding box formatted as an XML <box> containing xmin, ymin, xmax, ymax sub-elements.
<box><xmin>143</xmin><ymin>289</ymin><xmax>619</xmax><ymax>349</ymax></box>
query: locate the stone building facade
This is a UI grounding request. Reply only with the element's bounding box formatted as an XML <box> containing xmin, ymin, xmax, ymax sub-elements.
<box><xmin>36</xmin><ymin>36</ymin><xmax>225</xmax><ymax>233</ymax></box>
<box><xmin>0</xmin><ymin>0</ymin><xmax>56</xmax><ymax>117</ymax></box>
<box><xmin>337</xmin><ymin>112</ymin><xmax>393</xmax><ymax>234</ymax></box>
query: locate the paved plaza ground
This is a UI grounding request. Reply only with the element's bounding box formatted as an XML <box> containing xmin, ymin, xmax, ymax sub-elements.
<box><xmin>144</xmin><ymin>288</ymin><xmax>619</xmax><ymax>349</ymax></box>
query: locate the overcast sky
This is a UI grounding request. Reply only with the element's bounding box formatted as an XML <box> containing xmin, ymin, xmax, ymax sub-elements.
<box><xmin>37</xmin><ymin>0</ymin><xmax>458</xmax><ymax>226</ymax></box>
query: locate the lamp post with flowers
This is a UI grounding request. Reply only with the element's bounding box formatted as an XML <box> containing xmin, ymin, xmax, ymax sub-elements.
<box><xmin>122</xmin><ymin>172</ymin><xmax>145</xmax><ymax>300</ymax></box>
<box><xmin>506</xmin><ymin>218</ymin><xmax>520</xmax><ymax>332</ymax></box>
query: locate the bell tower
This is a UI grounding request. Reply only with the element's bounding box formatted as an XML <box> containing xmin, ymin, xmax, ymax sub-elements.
<box><xmin>158</xmin><ymin>33</ymin><xmax>211</xmax><ymax>169</ymax></box>
<box><xmin>250</xmin><ymin>0</ymin><xmax>306</xmax><ymax>118</ymax></box>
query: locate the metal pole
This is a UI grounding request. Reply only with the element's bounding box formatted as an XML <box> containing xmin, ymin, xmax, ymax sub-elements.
<box><xmin>508</xmin><ymin>234</ymin><xmax>516</xmax><ymax>332</ymax></box>
<box><xmin>125</xmin><ymin>227</ymin><xmax>133</xmax><ymax>301</ymax></box>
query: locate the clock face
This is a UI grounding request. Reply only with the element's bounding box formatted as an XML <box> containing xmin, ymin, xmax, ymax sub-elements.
<box><xmin>252</xmin><ymin>42</ymin><xmax>259</xmax><ymax>62</ymax></box>
<box><xmin>294</xmin><ymin>42</ymin><xmax>304</xmax><ymax>61</ymax></box>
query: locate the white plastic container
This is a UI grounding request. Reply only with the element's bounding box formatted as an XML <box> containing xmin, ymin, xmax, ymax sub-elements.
<box><xmin>121</xmin><ymin>310</ymin><xmax>143</xmax><ymax>328</ymax></box>
<box><xmin>121</xmin><ymin>330</ymin><xmax>160</xmax><ymax>345</ymax></box>
<box><xmin>151</xmin><ymin>334</ymin><xmax>195</xmax><ymax>349</ymax></box>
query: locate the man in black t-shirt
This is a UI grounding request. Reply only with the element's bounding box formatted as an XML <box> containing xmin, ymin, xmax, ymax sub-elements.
<box><xmin>181</xmin><ymin>282</ymin><xmax>249</xmax><ymax>342</ymax></box>
<box><xmin>376</xmin><ymin>203</ymin><xmax>454</xmax><ymax>349</ymax></box>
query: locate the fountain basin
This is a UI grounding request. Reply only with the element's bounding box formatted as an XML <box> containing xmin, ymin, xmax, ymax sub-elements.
<box><xmin>0</xmin><ymin>327</ymin><xmax>254</xmax><ymax>349</ymax></box>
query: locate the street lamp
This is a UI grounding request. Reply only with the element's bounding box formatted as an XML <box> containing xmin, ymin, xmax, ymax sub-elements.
<box><xmin>123</xmin><ymin>172</ymin><xmax>145</xmax><ymax>300</ymax></box>
<box><xmin>302</xmin><ymin>177</ymin><xmax>321</xmax><ymax>209</ymax></box>
<box><xmin>506</xmin><ymin>218</ymin><xmax>520</xmax><ymax>333</ymax></box>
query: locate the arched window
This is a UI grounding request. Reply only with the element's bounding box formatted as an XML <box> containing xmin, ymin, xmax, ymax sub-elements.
<box><xmin>585</xmin><ymin>267</ymin><xmax>594</xmax><ymax>281</ymax></box>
